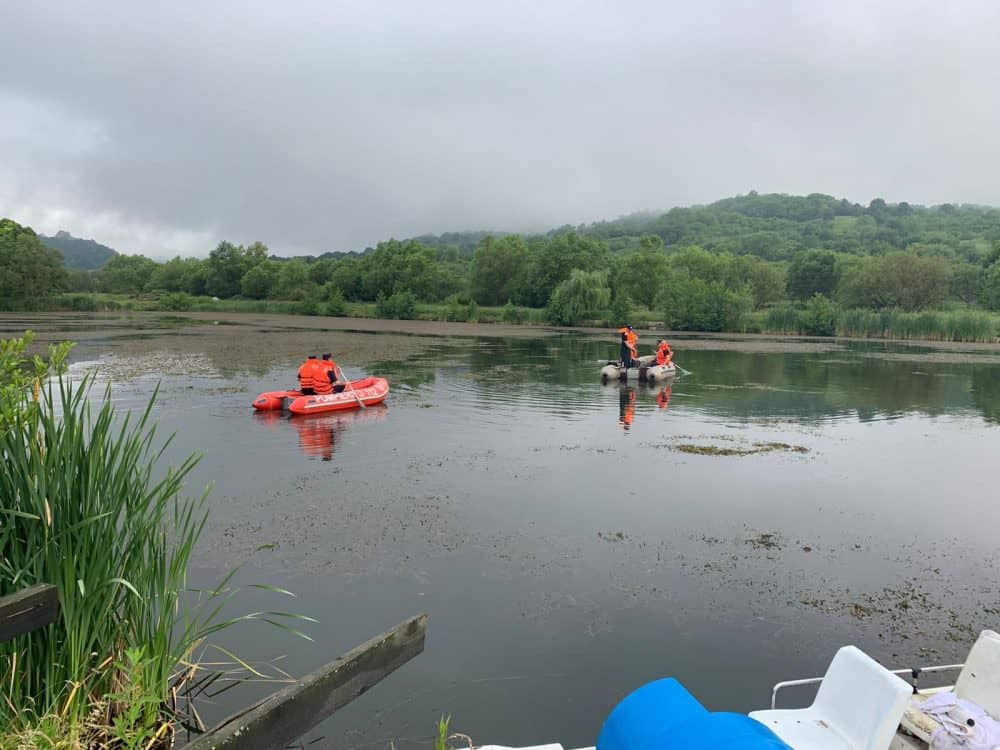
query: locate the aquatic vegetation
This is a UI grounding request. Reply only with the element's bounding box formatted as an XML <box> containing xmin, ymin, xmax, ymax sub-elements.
<box><xmin>433</xmin><ymin>715</ymin><xmax>473</xmax><ymax>750</ymax></box>
<box><xmin>755</xmin><ymin>305</ymin><xmax>999</xmax><ymax>342</ymax></box>
<box><xmin>673</xmin><ymin>441</ymin><xmax>809</xmax><ymax>457</ymax></box>
<box><xmin>0</xmin><ymin>335</ymin><xmax>308</xmax><ymax>746</ymax></box>
<box><xmin>434</xmin><ymin>715</ymin><xmax>452</xmax><ymax>750</ymax></box>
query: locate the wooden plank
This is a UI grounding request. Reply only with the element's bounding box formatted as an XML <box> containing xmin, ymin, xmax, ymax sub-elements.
<box><xmin>183</xmin><ymin>613</ymin><xmax>427</xmax><ymax>750</ymax></box>
<box><xmin>0</xmin><ymin>584</ymin><xmax>59</xmax><ymax>643</ymax></box>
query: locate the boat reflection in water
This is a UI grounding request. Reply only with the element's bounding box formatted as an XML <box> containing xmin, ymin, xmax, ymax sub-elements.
<box><xmin>617</xmin><ymin>383</ymin><xmax>672</xmax><ymax>430</ymax></box>
<box><xmin>253</xmin><ymin>404</ymin><xmax>389</xmax><ymax>460</ymax></box>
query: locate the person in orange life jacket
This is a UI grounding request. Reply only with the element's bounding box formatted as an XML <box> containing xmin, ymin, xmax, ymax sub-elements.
<box><xmin>655</xmin><ymin>339</ymin><xmax>673</xmax><ymax>366</ymax></box>
<box><xmin>309</xmin><ymin>354</ymin><xmax>334</xmax><ymax>395</ymax></box>
<box><xmin>618</xmin><ymin>325</ymin><xmax>638</xmax><ymax>368</ymax></box>
<box><xmin>297</xmin><ymin>355</ymin><xmax>319</xmax><ymax>394</ymax></box>
<box><xmin>318</xmin><ymin>353</ymin><xmax>346</xmax><ymax>394</ymax></box>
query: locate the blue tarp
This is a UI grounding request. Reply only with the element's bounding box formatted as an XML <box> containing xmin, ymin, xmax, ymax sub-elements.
<box><xmin>597</xmin><ymin>678</ymin><xmax>792</xmax><ymax>750</ymax></box>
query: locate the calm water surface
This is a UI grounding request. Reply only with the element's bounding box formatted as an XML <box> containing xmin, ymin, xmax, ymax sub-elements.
<box><xmin>29</xmin><ymin>315</ymin><xmax>1000</xmax><ymax>748</ymax></box>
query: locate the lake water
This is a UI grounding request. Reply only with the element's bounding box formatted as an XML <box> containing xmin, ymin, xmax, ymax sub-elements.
<box><xmin>10</xmin><ymin>313</ymin><xmax>1000</xmax><ymax>749</ymax></box>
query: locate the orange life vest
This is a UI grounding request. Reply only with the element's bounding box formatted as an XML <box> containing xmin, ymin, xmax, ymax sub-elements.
<box><xmin>625</xmin><ymin>330</ymin><xmax>638</xmax><ymax>358</ymax></box>
<box><xmin>297</xmin><ymin>358</ymin><xmax>318</xmax><ymax>390</ymax></box>
<box><xmin>313</xmin><ymin>360</ymin><xmax>335</xmax><ymax>394</ymax></box>
<box><xmin>656</xmin><ymin>342</ymin><xmax>672</xmax><ymax>366</ymax></box>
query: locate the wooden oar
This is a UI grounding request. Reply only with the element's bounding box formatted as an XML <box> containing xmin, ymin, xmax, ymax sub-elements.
<box><xmin>337</xmin><ymin>365</ymin><xmax>366</xmax><ymax>409</ymax></box>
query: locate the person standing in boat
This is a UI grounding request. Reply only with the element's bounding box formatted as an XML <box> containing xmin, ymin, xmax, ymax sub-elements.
<box><xmin>619</xmin><ymin>325</ymin><xmax>638</xmax><ymax>369</ymax></box>
<box><xmin>297</xmin><ymin>354</ymin><xmax>320</xmax><ymax>395</ymax></box>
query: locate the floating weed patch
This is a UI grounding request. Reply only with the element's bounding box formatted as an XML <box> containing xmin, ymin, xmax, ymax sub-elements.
<box><xmin>598</xmin><ymin>531</ymin><xmax>627</xmax><ymax>542</ymax></box>
<box><xmin>674</xmin><ymin>441</ymin><xmax>809</xmax><ymax>457</ymax></box>
<box><xmin>744</xmin><ymin>531</ymin><xmax>784</xmax><ymax>551</ymax></box>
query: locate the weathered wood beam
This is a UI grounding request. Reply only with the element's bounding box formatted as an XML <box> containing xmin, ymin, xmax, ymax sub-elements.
<box><xmin>183</xmin><ymin>613</ymin><xmax>427</xmax><ymax>750</ymax></box>
<box><xmin>0</xmin><ymin>583</ymin><xmax>59</xmax><ymax>643</ymax></box>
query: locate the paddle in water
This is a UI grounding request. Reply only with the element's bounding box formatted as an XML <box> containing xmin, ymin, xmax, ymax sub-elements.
<box><xmin>338</xmin><ymin>365</ymin><xmax>366</xmax><ymax>409</ymax></box>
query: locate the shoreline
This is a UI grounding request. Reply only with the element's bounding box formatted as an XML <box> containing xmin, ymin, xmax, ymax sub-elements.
<box><xmin>5</xmin><ymin>310</ymin><xmax>1000</xmax><ymax>358</ymax></box>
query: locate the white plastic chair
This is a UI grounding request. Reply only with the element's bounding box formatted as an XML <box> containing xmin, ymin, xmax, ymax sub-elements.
<box><xmin>901</xmin><ymin>629</ymin><xmax>1000</xmax><ymax>743</ymax></box>
<box><xmin>954</xmin><ymin>629</ymin><xmax>1000</xmax><ymax>716</ymax></box>
<box><xmin>749</xmin><ymin>646</ymin><xmax>912</xmax><ymax>750</ymax></box>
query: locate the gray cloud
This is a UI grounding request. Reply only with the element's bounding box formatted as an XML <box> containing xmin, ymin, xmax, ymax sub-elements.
<box><xmin>2</xmin><ymin>0</ymin><xmax>999</xmax><ymax>258</ymax></box>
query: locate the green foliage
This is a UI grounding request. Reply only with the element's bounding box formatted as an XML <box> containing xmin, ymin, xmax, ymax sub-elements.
<box><xmin>375</xmin><ymin>290</ymin><xmax>418</xmax><ymax>319</ymax></box>
<box><xmin>294</xmin><ymin>296</ymin><xmax>322</xmax><ymax>315</ymax></box>
<box><xmin>434</xmin><ymin>715</ymin><xmax>451</xmax><ymax>750</ymax></box>
<box><xmin>951</xmin><ymin>262</ymin><xmax>982</xmax><ymax>305</ymax></box>
<box><xmin>97</xmin><ymin>253</ymin><xmax>158</xmax><ymax>294</ymax></box>
<box><xmin>658</xmin><ymin>274</ymin><xmax>753</xmax><ymax>332</ymax></box>
<box><xmin>763</xmin><ymin>303</ymin><xmax>804</xmax><ymax>334</ymax></box>
<box><xmin>523</xmin><ymin>231</ymin><xmax>610</xmax><ymax>307</ymax></box>
<box><xmin>17</xmin><ymin>192</ymin><xmax>1000</xmax><ymax>334</ymax></box>
<box><xmin>273</xmin><ymin>259</ymin><xmax>314</xmax><ymax>300</ymax></box>
<box><xmin>105</xmin><ymin>647</ymin><xmax>164</xmax><ymax>750</ymax></box>
<box><xmin>158</xmin><ymin>292</ymin><xmax>193</xmax><ymax>311</ymax></box>
<box><xmin>0</xmin><ymin>219</ymin><xmax>69</xmax><ymax>301</ymax></box>
<box><xmin>981</xmin><ymin>262</ymin><xmax>1000</xmax><ymax>311</ymax></box>
<box><xmin>470</xmin><ymin>235</ymin><xmax>529</xmax><ymax>305</ymax></box>
<box><xmin>609</xmin><ymin>294</ymin><xmax>632</xmax><ymax>327</ymax></box>
<box><xmin>445</xmin><ymin>299</ymin><xmax>479</xmax><ymax>322</ymax></box>
<box><xmin>801</xmin><ymin>294</ymin><xmax>838</xmax><ymax>336</ymax></box>
<box><xmin>837</xmin><ymin>253</ymin><xmax>950</xmax><ymax>310</ymax></box>
<box><xmin>546</xmin><ymin>269</ymin><xmax>611</xmax><ymax>325</ymax></box>
<box><xmin>787</xmin><ymin>250</ymin><xmax>839</xmax><ymax>300</ymax></box>
<box><xmin>616</xmin><ymin>236</ymin><xmax>668</xmax><ymax>308</ymax></box>
<box><xmin>0</xmin><ymin>374</ymin><xmax>208</xmax><ymax>730</ymax></box>
<box><xmin>0</xmin><ymin>331</ymin><xmax>72</xmax><ymax>435</ymax></box>
<box><xmin>0</xmin><ymin>346</ymin><xmax>310</xmax><ymax>742</ymax></box>
<box><xmin>205</xmin><ymin>240</ymin><xmax>268</xmax><ymax>298</ymax></box>
<box><xmin>240</xmin><ymin>260</ymin><xmax>279</xmax><ymax>299</ymax></box>
<box><xmin>501</xmin><ymin>300</ymin><xmax>528</xmax><ymax>324</ymax></box>
<box><xmin>147</xmin><ymin>256</ymin><xmax>207</xmax><ymax>295</ymax></box>
<box><xmin>735</xmin><ymin>255</ymin><xmax>788</xmax><ymax>307</ymax></box>
<box><xmin>323</xmin><ymin>285</ymin><xmax>347</xmax><ymax>316</ymax></box>
<box><xmin>361</xmin><ymin>240</ymin><xmax>462</xmax><ymax>302</ymax></box>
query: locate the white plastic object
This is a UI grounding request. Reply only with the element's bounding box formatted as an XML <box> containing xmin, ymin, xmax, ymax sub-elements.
<box><xmin>749</xmin><ymin>645</ymin><xmax>912</xmax><ymax>750</ymax></box>
<box><xmin>955</xmin><ymin>629</ymin><xmax>1000</xmax><ymax>719</ymax></box>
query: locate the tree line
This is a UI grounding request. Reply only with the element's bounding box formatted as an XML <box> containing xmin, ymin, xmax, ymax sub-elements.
<box><xmin>4</xmin><ymin>192</ymin><xmax>1000</xmax><ymax>335</ymax></box>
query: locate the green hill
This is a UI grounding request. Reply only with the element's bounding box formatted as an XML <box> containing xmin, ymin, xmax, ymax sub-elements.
<box><xmin>40</xmin><ymin>231</ymin><xmax>118</xmax><ymax>270</ymax></box>
<box><xmin>580</xmin><ymin>192</ymin><xmax>1000</xmax><ymax>260</ymax></box>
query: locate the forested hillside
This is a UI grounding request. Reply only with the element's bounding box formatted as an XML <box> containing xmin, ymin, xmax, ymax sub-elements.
<box><xmin>39</xmin><ymin>230</ymin><xmax>118</xmax><ymax>269</ymax></box>
<box><xmin>6</xmin><ymin>193</ymin><xmax>1000</xmax><ymax>340</ymax></box>
<box><xmin>582</xmin><ymin>193</ymin><xmax>1000</xmax><ymax>259</ymax></box>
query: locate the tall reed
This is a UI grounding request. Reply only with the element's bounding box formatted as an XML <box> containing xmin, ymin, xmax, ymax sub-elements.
<box><xmin>0</xmin><ymin>370</ymin><xmax>309</xmax><ymax>745</ymax></box>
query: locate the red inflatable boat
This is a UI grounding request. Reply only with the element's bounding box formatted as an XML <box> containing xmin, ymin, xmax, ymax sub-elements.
<box><xmin>252</xmin><ymin>377</ymin><xmax>389</xmax><ymax>415</ymax></box>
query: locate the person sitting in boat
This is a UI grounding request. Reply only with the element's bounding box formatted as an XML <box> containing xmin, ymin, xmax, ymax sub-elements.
<box><xmin>297</xmin><ymin>354</ymin><xmax>319</xmax><ymax>395</ymax></box>
<box><xmin>655</xmin><ymin>339</ymin><xmax>673</xmax><ymax>366</ymax></box>
<box><xmin>318</xmin><ymin>353</ymin><xmax>346</xmax><ymax>394</ymax></box>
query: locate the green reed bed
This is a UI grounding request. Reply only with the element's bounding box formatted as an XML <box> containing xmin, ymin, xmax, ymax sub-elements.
<box><xmin>0</xmin><ymin>334</ymin><xmax>308</xmax><ymax>748</ymax></box>
<box><xmin>835</xmin><ymin>308</ymin><xmax>998</xmax><ymax>342</ymax></box>
<box><xmin>756</xmin><ymin>305</ymin><xmax>999</xmax><ymax>343</ymax></box>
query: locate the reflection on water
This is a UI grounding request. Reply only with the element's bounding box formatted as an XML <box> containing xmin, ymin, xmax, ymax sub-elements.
<box><xmin>32</xmin><ymin>316</ymin><xmax>1000</xmax><ymax>749</ymax></box>
<box><xmin>618</xmin><ymin>387</ymin><xmax>635</xmax><ymax>430</ymax></box>
<box><xmin>253</xmin><ymin>406</ymin><xmax>389</xmax><ymax>461</ymax></box>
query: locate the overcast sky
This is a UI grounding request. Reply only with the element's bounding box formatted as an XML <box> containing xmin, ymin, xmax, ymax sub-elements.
<box><xmin>2</xmin><ymin>1</ymin><xmax>999</xmax><ymax>259</ymax></box>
